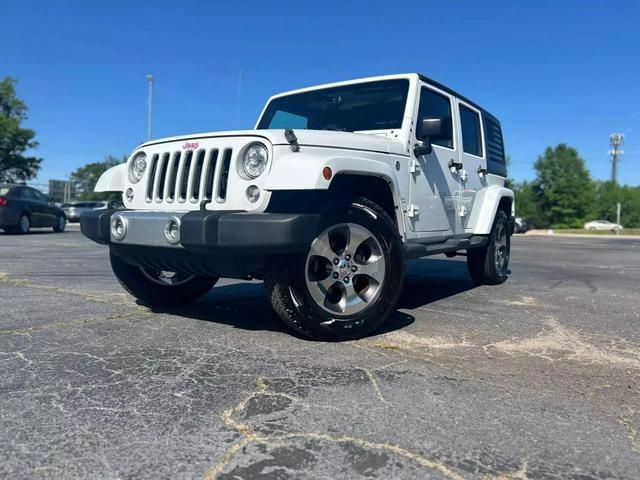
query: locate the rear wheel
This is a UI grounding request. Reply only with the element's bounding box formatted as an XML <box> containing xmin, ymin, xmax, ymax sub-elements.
<box><xmin>467</xmin><ymin>209</ymin><xmax>511</xmax><ymax>285</ymax></box>
<box><xmin>265</xmin><ymin>197</ymin><xmax>404</xmax><ymax>341</ymax></box>
<box><xmin>17</xmin><ymin>214</ymin><xmax>30</xmax><ymax>234</ymax></box>
<box><xmin>109</xmin><ymin>250</ymin><xmax>218</xmax><ymax>306</ymax></box>
<box><xmin>53</xmin><ymin>215</ymin><xmax>66</xmax><ymax>232</ymax></box>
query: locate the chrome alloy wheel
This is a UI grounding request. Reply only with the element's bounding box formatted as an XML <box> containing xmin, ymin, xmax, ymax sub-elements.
<box><xmin>140</xmin><ymin>269</ymin><xmax>195</xmax><ymax>287</ymax></box>
<box><xmin>305</xmin><ymin>223</ymin><xmax>386</xmax><ymax>316</ymax></box>
<box><xmin>494</xmin><ymin>222</ymin><xmax>509</xmax><ymax>272</ymax></box>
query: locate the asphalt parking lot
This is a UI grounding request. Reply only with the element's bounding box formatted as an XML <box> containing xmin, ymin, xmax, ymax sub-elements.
<box><xmin>1</xmin><ymin>229</ymin><xmax>639</xmax><ymax>479</ymax></box>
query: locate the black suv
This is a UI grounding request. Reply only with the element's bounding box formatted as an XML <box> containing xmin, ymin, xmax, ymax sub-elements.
<box><xmin>0</xmin><ymin>184</ymin><xmax>66</xmax><ymax>234</ymax></box>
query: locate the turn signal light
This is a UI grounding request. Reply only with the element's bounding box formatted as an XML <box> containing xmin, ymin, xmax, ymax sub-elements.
<box><xmin>322</xmin><ymin>167</ymin><xmax>333</xmax><ymax>180</ymax></box>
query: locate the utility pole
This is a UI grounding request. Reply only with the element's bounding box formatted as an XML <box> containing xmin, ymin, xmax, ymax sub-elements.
<box><xmin>146</xmin><ymin>74</ymin><xmax>154</xmax><ymax>141</ymax></box>
<box><xmin>609</xmin><ymin>133</ymin><xmax>624</xmax><ymax>184</ymax></box>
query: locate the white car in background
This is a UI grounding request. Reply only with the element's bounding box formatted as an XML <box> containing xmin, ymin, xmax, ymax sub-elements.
<box><xmin>584</xmin><ymin>220</ymin><xmax>623</xmax><ymax>231</ymax></box>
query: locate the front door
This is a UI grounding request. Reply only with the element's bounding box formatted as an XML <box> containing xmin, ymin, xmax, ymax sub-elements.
<box><xmin>408</xmin><ymin>85</ymin><xmax>461</xmax><ymax>234</ymax></box>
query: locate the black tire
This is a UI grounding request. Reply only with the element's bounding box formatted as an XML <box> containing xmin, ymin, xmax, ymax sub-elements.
<box><xmin>265</xmin><ymin>197</ymin><xmax>404</xmax><ymax>341</ymax></box>
<box><xmin>109</xmin><ymin>250</ymin><xmax>218</xmax><ymax>306</ymax></box>
<box><xmin>17</xmin><ymin>214</ymin><xmax>30</xmax><ymax>234</ymax></box>
<box><xmin>53</xmin><ymin>215</ymin><xmax>66</xmax><ymax>232</ymax></box>
<box><xmin>467</xmin><ymin>209</ymin><xmax>511</xmax><ymax>285</ymax></box>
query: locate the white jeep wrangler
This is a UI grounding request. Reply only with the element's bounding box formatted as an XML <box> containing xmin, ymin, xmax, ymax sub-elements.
<box><xmin>81</xmin><ymin>73</ymin><xmax>514</xmax><ymax>340</ymax></box>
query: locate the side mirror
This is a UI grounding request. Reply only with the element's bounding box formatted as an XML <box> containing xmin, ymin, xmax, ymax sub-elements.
<box><xmin>414</xmin><ymin>116</ymin><xmax>452</xmax><ymax>156</ymax></box>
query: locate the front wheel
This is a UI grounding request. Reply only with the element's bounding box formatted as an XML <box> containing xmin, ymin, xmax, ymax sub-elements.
<box><xmin>467</xmin><ymin>209</ymin><xmax>511</xmax><ymax>285</ymax></box>
<box><xmin>53</xmin><ymin>215</ymin><xmax>66</xmax><ymax>232</ymax></box>
<box><xmin>265</xmin><ymin>197</ymin><xmax>404</xmax><ymax>341</ymax></box>
<box><xmin>109</xmin><ymin>250</ymin><xmax>218</xmax><ymax>306</ymax></box>
<box><xmin>17</xmin><ymin>214</ymin><xmax>31</xmax><ymax>234</ymax></box>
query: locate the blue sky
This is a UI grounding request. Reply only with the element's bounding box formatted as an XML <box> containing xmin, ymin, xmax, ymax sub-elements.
<box><xmin>2</xmin><ymin>0</ymin><xmax>639</xmax><ymax>188</ymax></box>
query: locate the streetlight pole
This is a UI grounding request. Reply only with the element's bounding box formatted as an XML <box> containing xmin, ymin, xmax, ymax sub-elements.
<box><xmin>146</xmin><ymin>74</ymin><xmax>154</xmax><ymax>141</ymax></box>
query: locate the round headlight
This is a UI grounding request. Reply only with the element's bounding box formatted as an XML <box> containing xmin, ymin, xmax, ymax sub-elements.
<box><xmin>129</xmin><ymin>153</ymin><xmax>147</xmax><ymax>183</ymax></box>
<box><xmin>242</xmin><ymin>143</ymin><xmax>268</xmax><ymax>178</ymax></box>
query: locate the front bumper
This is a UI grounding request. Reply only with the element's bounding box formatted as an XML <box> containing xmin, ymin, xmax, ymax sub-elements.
<box><xmin>80</xmin><ymin>209</ymin><xmax>320</xmax><ymax>254</ymax></box>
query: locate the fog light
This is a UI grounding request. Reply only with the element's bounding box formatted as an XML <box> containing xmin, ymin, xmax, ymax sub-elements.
<box><xmin>246</xmin><ymin>185</ymin><xmax>260</xmax><ymax>203</ymax></box>
<box><xmin>164</xmin><ymin>217</ymin><xmax>181</xmax><ymax>245</ymax></box>
<box><xmin>126</xmin><ymin>187</ymin><xmax>134</xmax><ymax>202</ymax></box>
<box><xmin>111</xmin><ymin>215</ymin><xmax>127</xmax><ymax>241</ymax></box>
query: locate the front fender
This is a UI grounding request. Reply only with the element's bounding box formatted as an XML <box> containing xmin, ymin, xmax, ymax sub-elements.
<box><xmin>95</xmin><ymin>164</ymin><xmax>127</xmax><ymax>192</ymax></box>
<box><xmin>265</xmin><ymin>147</ymin><xmax>400</xmax><ymax>192</ymax></box>
<box><xmin>469</xmin><ymin>186</ymin><xmax>515</xmax><ymax>235</ymax></box>
<box><xmin>265</xmin><ymin>146</ymin><xmax>406</xmax><ymax>236</ymax></box>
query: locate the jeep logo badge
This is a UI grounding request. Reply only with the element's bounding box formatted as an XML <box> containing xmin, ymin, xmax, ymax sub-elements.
<box><xmin>182</xmin><ymin>141</ymin><xmax>199</xmax><ymax>150</ymax></box>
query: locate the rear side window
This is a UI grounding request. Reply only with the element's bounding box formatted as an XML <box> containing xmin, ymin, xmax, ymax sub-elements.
<box><xmin>22</xmin><ymin>189</ymin><xmax>37</xmax><ymax>200</ymax></box>
<box><xmin>459</xmin><ymin>105</ymin><xmax>483</xmax><ymax>156</ymax></box>
<box><xmin>32</xmin><ymin>189</ymin><xmax>49</xmax><ymax>202</ymax></box>
<box><xmin>484</xmin><ymin>114</ymin><xmax>506</xmax><ymax>176</ymax></box>
<box><xmin>417</xmin><ymin>87</ymin><xmax>453</xmax><ymax>148</ymax></box>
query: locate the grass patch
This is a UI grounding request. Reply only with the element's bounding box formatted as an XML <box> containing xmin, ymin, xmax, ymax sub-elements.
<box><xmin>373</xmin><ymin>341</ymin><xmax>401</xmax><ymax>350</ymax></box>
<box><xmin>554</xmin><ymin>229</ymin><xmax>640</xmax><ymax>236</ymax></box>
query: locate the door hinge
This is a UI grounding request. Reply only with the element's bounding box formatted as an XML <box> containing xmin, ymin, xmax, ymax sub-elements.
<box><xmin>407</xmin><ymin>204</ymin><xmax>420</xmax><ymax>218</ymax></box>
<box><xmin>460</xmin><ymin>169</ymin><xmax>468</xmax><ymax>182</ymax></box>
<box><xmin>448</xmin><ymin>159</ymin><xmax>463</xmax><ymax>173</ymax></box>
<box><xmin>409</xmin><ymin>157</ymin><xmax>420</xmax><ymax>174</ymax></box>
<box><xmin>458</xmin><ymin>205</ymin><xmax>468</xmax><ymax>217</ymax></box>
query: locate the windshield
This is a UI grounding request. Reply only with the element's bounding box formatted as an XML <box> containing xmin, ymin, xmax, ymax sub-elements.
<box><xmin>257</xmin><ymin>79</ymin><xmax>409</xmax><ymax>132</ymax></box>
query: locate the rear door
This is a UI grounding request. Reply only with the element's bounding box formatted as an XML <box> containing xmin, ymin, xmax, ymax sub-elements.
<box><xmin>455</xmin><ymin>100</ymin><xmax>486</xmax><ymax>232</ymax></box>
<box><xmin>409</xmin><ymin>85</ymin><xmax>461</xmax><ymax>234</ymax></box>
<box><xmin>33</xmin><ymin>189</ymin><xmax>57</xmax><ymax>226</ymax></box>
<box><xmin>22</xmin><ymin>188</ymin><xmax>49</xmax><ymax>226</ymax></box>
<box><xmin>15</xmin><ymin>188</ymin><xmax>40</xmax><ymax>226</ymax></box>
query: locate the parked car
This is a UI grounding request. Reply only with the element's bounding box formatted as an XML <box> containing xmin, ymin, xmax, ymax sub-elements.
<box><xmin>0</xmin><ymin>184</ymin><xmax>66</xmax><ymax>233</ymax></box>
<box><xmin>81</xmin><ymin>73</ymin><xmax>514</xmax><ymax>341</ymax></box>
<box><xmin>514</xmin><ymin>217</ymin><xmax>531</xmax><ymax>234</ymax></box>
<box><xmin>584</xmin><ymin>220</ymin><xmax>623</xmax><ymax>231</ymax></box>
<box><xmin>63</xmin><ymin>201</ymin><xmax>107</xmax><ymax>222</ymax></box>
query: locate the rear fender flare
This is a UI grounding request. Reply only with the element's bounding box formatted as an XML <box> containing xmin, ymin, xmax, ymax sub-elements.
<box><xmin>469</xmin><ymin>186</ymin><xmax>514</xmax><ymax>235</ymax></box>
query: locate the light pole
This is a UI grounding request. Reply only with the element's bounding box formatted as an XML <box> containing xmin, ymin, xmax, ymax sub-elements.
<box><xmin>146</xmin><ymin>74</ymin><xmax>154</xmax><ymax>141</ymax></box>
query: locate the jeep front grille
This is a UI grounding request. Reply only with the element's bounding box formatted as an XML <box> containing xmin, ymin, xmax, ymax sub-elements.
<box><xmin>145</xmin><ymin>148</ymin><xmax>233</xmax><ymax>204</ymax></box>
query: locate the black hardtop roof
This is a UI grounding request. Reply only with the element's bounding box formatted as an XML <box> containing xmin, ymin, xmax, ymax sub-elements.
<box><xmin>417</xmin><ymin>73</ymin><xmax>499</xmax><ymax>124</ymax></box>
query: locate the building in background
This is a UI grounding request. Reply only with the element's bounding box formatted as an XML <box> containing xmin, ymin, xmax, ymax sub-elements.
<box><xmin>48</xmin><ymin>179</ymin><xmax>75</xmax><ymax>203</ymax></box>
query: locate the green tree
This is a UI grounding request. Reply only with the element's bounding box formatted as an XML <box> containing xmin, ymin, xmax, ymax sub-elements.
<box><xmin>593</xmin><ymin>181</ymin><xmax>640</xmax><ymax>228</ymax></box>
<box><xmin>0</xmin><ymin>77</ymin><xmax>42</xmax><ymax>183</ymax></box>
<box><xmin>70</xmin><ymin>155</ymin><xmax>124</xmax><ymax>200</ymax></box>
<box><xmin>512</xmin><ymin>180</ymin><xmax>544</xmax><ymax>226</ymax></box>
<box><xmin>532</xmin><ymin>144</ymin><xmax>595</xmax><ymax>228</ymax></box>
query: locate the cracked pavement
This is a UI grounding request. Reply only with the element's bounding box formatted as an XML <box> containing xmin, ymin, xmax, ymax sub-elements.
<box><xmin>1</xmin><ymin>230</ymin><xmax>639</xmax><ymax>479</ymax></box>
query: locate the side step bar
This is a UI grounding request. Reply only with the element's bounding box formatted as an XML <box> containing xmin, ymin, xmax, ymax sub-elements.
<box><xmin>403</xmin><ymin>235</ymin><xmax>488</xmax><ymax>260</ymax></box>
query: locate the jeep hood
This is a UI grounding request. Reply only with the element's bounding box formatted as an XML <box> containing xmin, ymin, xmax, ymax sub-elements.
<box><xmin>139</xmin><ymin>129</ymin><xmax>406</xmax><ymax>156</ymax></box>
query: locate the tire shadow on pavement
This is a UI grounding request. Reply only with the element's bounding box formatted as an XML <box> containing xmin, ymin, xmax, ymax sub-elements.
<box><xmin>146</xmin><ymin>258</ymin><xmax>477</xmax><ymax>340</ymax></box>
<box><xmin>148</xmin><ymin>281</ymin><xmax>415</xmax><ymax>340</ymax></box>
<box><xmin>399</xmin><ymin>258</ymin><xmax>476</xmax><ymax>310</ymax></box>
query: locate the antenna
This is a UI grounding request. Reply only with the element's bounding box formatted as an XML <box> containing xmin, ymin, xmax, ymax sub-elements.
<box><xmin>609</xmin><ymin>133</ymin><xmax>624</xmax><ymax>184</ymax></box>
